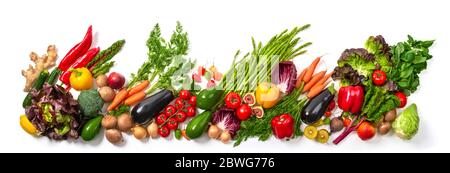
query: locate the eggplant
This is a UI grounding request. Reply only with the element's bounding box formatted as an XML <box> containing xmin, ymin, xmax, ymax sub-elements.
<box><xmin>131</xmin><ymin>89</ymin><xmax>175</xmax><ymax>125</ymax></box>
<box><xmin>301</xmin><ymin>86</ymin><xmax>335</xmax><ymax>124</ymax></box>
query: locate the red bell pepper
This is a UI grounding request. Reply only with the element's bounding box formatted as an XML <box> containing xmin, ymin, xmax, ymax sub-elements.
<box><xmin>337</xmin><ymin>85</ymin><xmax>364</xmax><ymax>114</ymax></box>
<box><xmin>58</xmin><ymin>25</ymin><xmax>93</xmax><ymax>71</ymax></box>
<box><xmin>271</xmin><ymin>114</ymin><xmax>294</xmax><ymax>139</ymax></box>
<box><xmin>59</xmin><ymin>47</ymin><xmax>100</xmax><ymax>85</ymax></box>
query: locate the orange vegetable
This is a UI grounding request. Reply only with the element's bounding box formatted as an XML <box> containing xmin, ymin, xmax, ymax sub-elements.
<box><xmin>124</xmin><ymin>91</ymin><xmax>146</xmax><ymax>106</ymax></box>
<box><xmin>312</xmin><ymin>71</ymin><xmax>333</xmax><ymax>89</ymax></box>
<box><xmin>307</xmin><ymin>80</ymin><xmax>330</xmax><ymax>99</ymax></box>
<box><xmin>302</xmin><ymin>71</ymin><xmax>326</xmax><ymax>93</ymax></box>
<box><xmin>303</xmin><ymin>57</ymin><xmax>321</xmax><ymax>83</ymax></box>
<box><xmin>107</xmin><ymin>89</ymin><xmax>128</xmax><ymax>111</ymax></box>
<box><xmin>295</xmin><ymin>68</ymin><xmax>307</xmax><ymax>88</ymax></box>
<box><xmin>127</xmin><ymin>80</ymin><xmax>149</xmax><ymax>98</ymax></box>
<box><xmin>181</xmin><ymin>130</ymin><xmax>190</xmax><ymax>140</ymax></box>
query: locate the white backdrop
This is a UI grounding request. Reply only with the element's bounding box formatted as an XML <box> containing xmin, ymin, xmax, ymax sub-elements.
<box><xmin>1</xmin><ymin>0</ymin><xmax>449</xmax><ymax>153</ymax></box>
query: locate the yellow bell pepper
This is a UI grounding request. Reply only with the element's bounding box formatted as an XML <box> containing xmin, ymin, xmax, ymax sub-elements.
<box><xmin>20</xmin><ymin>115</ymin><xmax>39</xmax><ymax>135</ymax></box>
<box><xmin>70</xmin><ymin>67</ymin><xmax>93</xmax><ymax>91</ymax></box>
<box><xmin>255</xmin><ymin>82</ymin><xmax>281</xmax><ymax>109</ymax></box>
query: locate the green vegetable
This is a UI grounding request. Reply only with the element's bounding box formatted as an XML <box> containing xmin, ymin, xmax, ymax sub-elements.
<box><xmin>78</xmin><ymin>89</ymin><xmax>104</xmax><ymax>118</ymax></box>
<box><xmin>392</xmin><ymin>103</ymin><xmax>420</xmax><ymax>140</ymax></box>
<box><xmin>365</xmin><ymin>35</ymin><xmax>393</xmax><ymax>73</ymax></box>
<box><xmin>219</xmin><ymin>25</ymin><xmax>312</xmax><ymax>97</ymax></box>
<box><xmin>337</xmin><ymin>48</ymin><xmax>376</xmax><ymax>77</ymax></box>
<box><xmin>186</xmin><ymin>111</ymin><xmax>212</xmax><ymax>139</ymax></box>
<box><xmin>234</xmin><ymin>87</ymin><xmax>308</xmax><ymax>147</ymax></box>
<box><xmin>46</xmin><ymin>68</ymin><xmax>62</xmax><ymax>85</ymax></box>
<box><xmin>22</xmin><ymin>70</ymin><xmax>49</xmax><ymax>108</ymax></box>
<box><xmin>196</xmin><ymin>89</ymin><xmax>224</xmax><ymax>110</ymax></box>
<box><xmin>81</xmin><ymin>115</ymin><xmax>103</xmax><ymax>141</ymax></box>
<box><xmin>88</xmin><ymin>39</ymin><xmax>125</xmax><ymax>77</ymax></box>
<box><xmin>109</xmin><ymin>105</ymin><xmax>130</xmax><ymax>116</ymax></box>
<box><xmin>362</xmin><ymin>86</ymin><xmax>400</xmax><ymax>122</ymax></box>
<box><xmin>390</xmin><ymin>35</ymin><xmax>434</xmax><ymax>95</ymax></box>
<box><xmin>175</xmin><ymin>129</ymin><xmax>182</xmax><ymax>140</ymax></box>
<box><xmin>128</xmin><ymin>22</ymin><xmax>193</xmax><ymax>92</ymax></box>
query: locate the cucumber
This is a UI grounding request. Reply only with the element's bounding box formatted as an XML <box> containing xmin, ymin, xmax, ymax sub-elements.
<box><xmin>46</xmin><ymin>68</ymin><xmax>62</xmax><ymax>85</ymax></box>
<box><xmin>81</xmin><ymin>115</ymin><xmax>103</xmax><ymax>141</ymax></box>
<box><xmin>196</xmin><ymin>89</ymin><xmax>224</xmax><ymax>110</ymax></box>
<box><xmin>186</xmin><ymin>111</ymin><xmax>212</xmax><ymax>139</ymax></box>
<box><xmin>22</xmin><ymin>70</ymin><xmax>49</xmax><ymax>108</ymax></box>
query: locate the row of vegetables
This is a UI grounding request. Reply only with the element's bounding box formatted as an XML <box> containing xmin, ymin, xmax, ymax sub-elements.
<box><xmin>19</xmin><ymin>22</ymin><xmax>432</xmax><ymax>146</ymax></box>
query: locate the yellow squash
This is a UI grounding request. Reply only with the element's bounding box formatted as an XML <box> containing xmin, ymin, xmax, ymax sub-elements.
<box><xmin>20</xmin><ymin>115</ymin><xmax>39</xmax><ymax>135</ymax></box>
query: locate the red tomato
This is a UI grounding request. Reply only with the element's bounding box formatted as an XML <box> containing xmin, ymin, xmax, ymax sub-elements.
<box><xmin>357</xmin><ymin>121</ymin><xmax>376</xmax><ymax>140</ymax></box>
<box><xmin>167</xmin><ymin>118</ymin><xmax>179</xmax><ymax>130</ymax></box>
<box><xmin>395</xmin><ymin>92</ymin><xmax>407</xmax><ymax>108</ymax></box>
<box><xmin>236</xmin><ymin>104</ymin><xmax>252</xmax><ymax>121</ymax></box>
<box><xmin>156</xmin><ymin>113</ymin><xmax>167</xmax><ymax>125</ymax></box>
<box><xmin>174</xmin><ymin>98</ymin><xmax>184</xmax><ymax>110</ymax></box>
<box><xmin>188</xmin><ymin>96</ymin><xmax>197</xmax><ymax>107</ymax></box>
<box><xmin>179</xmin><ymin>90</ymin><xmax>191</xmax><ymax>100</ymax></box>
<box><xmin>325</xmin><ymin>111</ymin><xmax>332</xmax><ymax>117</ymax></box>
<box><xmin>372</xmin><ymin>70</ymin><xmax>387</xmax><ymax>86</ymax></box>
<box><xmin>158</xmin><ymin>126</ymin><xmax>170</xmax><ymax>137</ymax></box>
<box><xmin>225</xmin><ymin>92</ymin><xmax>242</xmax><ymax>109</ymax></box>
<box><xmin>343</xmin><ymin>117</ymin><xmax>351</xmax><ymax>127</ymax></box>
<box><xmin>175</xmin><ymin>111</ymin><xmax>187</xmax><ymax>123</ymax></box>
<box><xmin>164</xmin><ymin>105</ymin><xmax>177</xmax><ymax>116</ymax></box>
<box><xmin>186</xmin><ymin>106</ymin><xmax>196</xmax><ymax>117</ymax></box>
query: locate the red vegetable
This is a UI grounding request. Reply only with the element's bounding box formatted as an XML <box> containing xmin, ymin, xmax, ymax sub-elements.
<box><xmin>395</xmin><ymin>92</ymin><xmax>407</xmax><ymax>108</ymax></box>
<box><xmin>156</xmin><ymin>113</ymin><xmax>167</xmax><ymax>125</ymax></box>
<box><xmin>58</xmin><ymin>26</ymin><xmax>93</xmax><ymax>71</ymax></box>
<box><xmin>164</xmin><ymin>105</ymin><xmax>177</xmax><ymax>116</ymax></box>
<box><xmin>179</xmin><ymin>90</ymin><xmax>191</xmax><ymax>100</ymax></box>
<box><xmin>188</xmin><ymin>96</ymin><xmax>197</xmax><ymax>106</ymax></box>
<box><xmin>338</xmin><ymin>85</ymin><xmax>364</xmax><ymax>114</ymax></box>
<box><xmin>174</xmin><ymin>98</ymin><xmax>184</xmax><ymax>110</ymax></box>
<box><xmin>236</xmin><ymin>104</ymin><xmax>252</xmax><ymax>121</ymax></box>
<box><xmin>158</xmin><ymin>126</ymin><xmax>170</xmax><ymax>137</ymax></box>
<box><xmin>327</xmin><ymin>100</ymin><xmax>335</xmax><ymax>112</ymax></box>
<box><xmin>59</xmin><ymin>47</ymin><xmax>100</xmax><ymax>86</ymax></box>
<box><xmin>186</xmin><ymin>106</ymin><xmax>196</xmax><ymax>117</ymax></box>
<box><xmin>107</xmin><ymin>72</ymin><xmax>125</xmax><ymax>89</ymax></box>
<box><xmin>357</xmin><ymin>121</ymin><xmax>376</xmax><ymax>140</ymax></box>
<box><xmin>271</xmin><ymin>61</ymin><xmax>297</xmax><ymax>94</ymax></box>
<box><xmin>224</xmin><ymin>92</ymin><xmax>241</xmax><ymax>109</ymax></box>
<box><xmin>271</xmin><ymin>114</ymin><xmax>294</xmax><ymax>139</ymax></box>
<box><xmin>175</xmin><ymin>111</ymin><xmax>187</xmax><ymax>123</ymax></box>
<box><xmin>372</xmin><ymin>70</ymin><xmax>387</xmax><ymax>86</ymax></box>
<box><xmin>167</xmin><ymin>118</ymin><xmax>178</xmax><ymax>130</ymax></box>
<box><xmin>333</xmin><ymin>115</ymin><xmax>366</xmax><ymax>145</ymax></box>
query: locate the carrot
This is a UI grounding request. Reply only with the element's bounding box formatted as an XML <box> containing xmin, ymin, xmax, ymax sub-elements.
<box><xmin>107</xmin><ymin>89</ymin><xmax>128</xmax><ymax>111</ymax></box>
<box><xmin>307</xmin><ymin>80</ymin><xmax>331</xmax><ymax>99</ymax></box>
<box><xmin>181</xmin><ymin>130</ymin><xmax>190</xmax><ymax>140</ymax></box>
<box><xmin>127</xmin><ymin>80</ymin><xmax>149</xmax><ymax>98</ymax></box>
<box><xmin>295</xmin><ymin>68</ymin><xmax>308</xmax><ymax>88</ymax></box>
<box><xmin>303</xmin><ymin>57</ymin><xmax>321</xmax><ymax>83</ymax></box>
<box><xmin>124</xmin><ymin>91</ymin><xmax>146</xmax><ymax>106</ymax></box>
<box><xmin>302</xmin><ymin>71</ymin><xmax>326</xmax><ymax>92</ymax></box>
<box><xmin>312</xmin><ymin>71</ymin><xmax>334</xmax><ymax>89</ymax></box>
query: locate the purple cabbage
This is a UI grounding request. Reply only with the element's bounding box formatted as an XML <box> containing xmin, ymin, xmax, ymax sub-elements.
<box><xmin>271</xmin><ymin>61</ymin><xmax>297</xmax><ymax>94</ymax></box>
<box><xmin>212</xmin><ymin>107</ymin><xmax>241</xmax><ymax>138</ymax></box>
<box><xmin>25</xmin><ymin>84</ymin><xmax>82</xmax><ymax>140</ymax></box>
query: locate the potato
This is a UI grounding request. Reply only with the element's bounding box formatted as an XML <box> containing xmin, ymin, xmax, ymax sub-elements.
<box><xmin>117</xmin><ymin>113</ymin><xmax>134</xmax><ymax>132</ymax></box>
<box><xmin>99</xmin><ymin>86</ymin><xmax>115</xmax><ymax>102</ymax></box>
<box><xmin>96</xmin><ymin>74</ymin><xmax>108</xmax><ymax>88</ymax></box>
<box><xmin>384</xmin><ymin>109</ymin><xmax>397</xmax><ymax>122</ymax></box>
<box><xmin>102</xmin><ymin>115</ymin><xmax>117</xmax><ymax>129</ymax></box>
<box><xmin>105</xmin><ymin>129</ymin><xmax>123</xmax><ymax>144</ymax></box>
<box><xmin>378</xmin><ymin>122</ymin><xmax>392</xmax><ymax>135</ymax></box>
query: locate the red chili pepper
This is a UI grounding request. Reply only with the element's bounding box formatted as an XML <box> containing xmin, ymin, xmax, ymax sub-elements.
<box><xmin>337</xmin><ymin>85</ymin><xmax>364</xmax><ymax>114</ymax></box>
<box><xmin>58</xmin><ymin>25</ymin><xmax>93</xmax><ymax>71</ymax></box>
<box><xmin>59</xmin><ymin>47</ymin><xmax>100</xmax><ymax>85</ymax></box>
<box><xmin>271</xmin><ymin>114</ymin><xmax>294</xmax><ymax>139</ymax></box>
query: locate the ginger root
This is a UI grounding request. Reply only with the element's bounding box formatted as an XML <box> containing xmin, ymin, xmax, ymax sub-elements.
<box><xmin>21</xmin><ymin>45</ymin><xmax>58</xmax><ymax>92</ymax></box>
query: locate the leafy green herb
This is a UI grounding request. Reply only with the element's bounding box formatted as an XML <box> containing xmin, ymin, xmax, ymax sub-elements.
<box><xmin>109</xmin><ymin>105</ymin><xmax>130</xmax><ymax>116</ymax></box>
<box><xmin>390</xmin><ymin>35</ymin><xmax>434</xmax><ymax>95</ymax></box>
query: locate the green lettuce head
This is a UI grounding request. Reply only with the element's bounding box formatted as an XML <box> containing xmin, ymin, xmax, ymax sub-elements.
<box><xmin>392</xmin><ymin>103</ymin><xmax>420</xmax><ymax>140</ymax></box>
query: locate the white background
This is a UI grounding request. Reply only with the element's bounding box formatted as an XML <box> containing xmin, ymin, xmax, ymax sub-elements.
<box><xmin>0</xmin><ymin>0</ymin><xmax>449</xmax><ymax>153</ymax></box>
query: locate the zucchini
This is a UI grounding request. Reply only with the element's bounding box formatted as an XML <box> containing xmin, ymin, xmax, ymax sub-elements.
<box><xmin>186</xmin><ymin>111</ymin><xmax>212</xmax><ymax>139</ymax></box>
<box><xmin>22</xmin><ymin>70</ymin><xmax>49</xmax><ymax>108</ymax></box>
<box><xmin>47</xmin><ymin>68</ymin><xmax>61</xmax><ymax>85</ymax></box>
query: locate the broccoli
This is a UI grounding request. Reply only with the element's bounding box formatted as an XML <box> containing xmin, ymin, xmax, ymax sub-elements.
<box><xmin>78</xmin><ymin>89</ymin><xmax>104</xmax><ymax>119</ymax></box>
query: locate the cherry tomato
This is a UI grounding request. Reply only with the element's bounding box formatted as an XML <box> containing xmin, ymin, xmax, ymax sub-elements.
<box><xmin>372</xmin><ymin>70</ymin><xmax>387</xmax><ymax>86</ymax></box>
<box><xmin>179</xmin><ymin>90</ymin><xmax>191</xmax><ymax>100</ymax></box>
<box><xmin>327</xmin><ymin>100</ymin><xmax>336</xmax><ymax>112</ymax></box>
<box><xmin>225</xmin><ymin>92</ymin><xmax>242</xmax><ymax>109</ymax></box>
<box><xmin>158</xmin><ymin>126</ymin><xmax>170</xmax><ymax>137</ymax></box>
<box><xmin>236</xmin><ymin>104</ymin><xmax>252</xmax><ymax>121</ymax></box>
<box><xmin>395</xmin><ymin>92</ymin><xmax>407</xmax><ymax>108</ymax></box>
<box><xmin>175</xmin><ymin>111</ymin><xmax>187</xmax><ymax>123</ymax></box>
<box><xmin>156</xmin><ymin>113</ymin><xmax>167</xmax><ymax>125</ymax></box>
<box><xmin>188</xmin><ymin>96</ymin><xmax>197</xmax><ymax>107</ymax></box>
<box><xmin>186</xmin><ymin>106</ymin><xmax>196</xmax><ymax>117</ymax></box>
<box><xmin>343</xmin><ymin>117</ymin><xmax>351</xmax><ymax>127</ymax></box>
<box><xmin>167</xmin><ymin>118</ymin><xmax>179</xmax><ymax>130</ymax></box>
<box><xmin>325</xmin><ymin>111</ymin><xmax>332</xmax><ymax>117</ymax></box>
<box><xmin>164</xmin><ymin>105</ymin><xmax>177</xmax><ymax>116</ymax></box>
<box><xmin>174</xmin><ymin>98</ymin><xmax>184</xmax><ymax>110</ymax></box>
